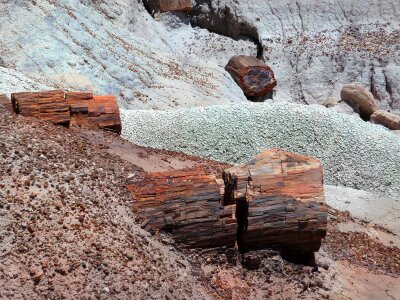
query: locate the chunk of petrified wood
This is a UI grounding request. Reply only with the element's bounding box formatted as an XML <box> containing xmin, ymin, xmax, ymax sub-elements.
<box><xmin>144</xmin><ymin>0</ymin><xmax>192</xmax><ymax>13</ymax></box>
<box><xmin>11</xmin><ymin>90</ymin><xmax>70</xmax><ymax>125</ymax></box>
<box><xmin>225</xmin><ymin>55</ymin><xmax>277</xmax><ymax>98</ymax></box>
<box><xmin>66</xmin><ymin>92</ymin><xmax>97</xmax><ymax>129</ymax></box>
<box><xmin>370</xmin><ymin>110</ymin><xmax>400</xmax><ymax>130</ymax></box>
<box><xmin>341</xmin><ymin>83</ymin><xmax>379</xmax><ymax>120</ymax></box>
<box><xmin>0</xmin><ymin>94</ymin><xmax>13</xmax><ymax>113</ymax></box>
<box><xmin>223</xmin><ymin>149</ymin><xmax>327</xmax><ymax>254</ymax></box>
<box><xmin>128</xmin><ymin>168</ymin><xmax>236</xmax><ymax>248</ymax></box>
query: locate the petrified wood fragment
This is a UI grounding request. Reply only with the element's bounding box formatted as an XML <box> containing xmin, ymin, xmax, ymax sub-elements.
<box><xmin>223</xmin><ymin>149</ymin><xmax>327</xmax><ymax>254</ymax></box>
<box><xmin>129</xmin><ymin>168</ymin><xmax>236</xmax><ymax>248</ymax></box>
<box><xmin>0</xmin><ymin>94</ymin><xmax>13</xmax><ymax>113</ymax></box>
<box><xmin>341</xmin><ymin>83</ymin><xmax>379</xmax><ymax>120</ymax></box>
<box><xmin>11</xmin><ymin>90</ymin><xmax>70</xmax><ymax>125</ymax></box>
<box><xmin>225</xmin><ymin>55</ymin><xmax>277</xmax><ymax>99</ymax></box>
<box><xmin>66</xmin><ymin>92</ymin><xmax>97</xmax><ymax>129</ymax></box>
<box><xmin>144</xmin><ymin>0</ymin><xmax>192</xmax><ymax>13</ymax></box>
<box><xmin>370</xmin><ymin>110</ymin><xmax>400</xmax><ymax>130</ymax></box>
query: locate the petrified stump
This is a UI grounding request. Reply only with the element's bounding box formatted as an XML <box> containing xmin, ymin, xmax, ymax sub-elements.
<box><xmin>11</xmin><ymin>90</ymin><xmax>70</xmax><ymax>125</ymax></box>
<box><xmin>144</xmin><ymin>0</ymin><xmax>192</xmax><ymax>13</ymax></box>
<box><xmin>225</xmin><ymin>55</ymin><xmax>277</xmax><ymax>99</ymax></box>
<box><xmin>130</xmin><ymin>150</ymin><xmax>327</xmax><ymax>254</ymax></box>
<box><xmin>224</xmin><ymin>149</ymin><xmax>327</xmax><ymax>254</ymax></box>
<box><xmin>341</xmin><ymin>83</ymin><xmax>379</xmax><ymax>121</ymax></box>
<box><xmin>370</xmin><ymin>110</ymin><xmax>400</xmax><ymax>130</ymax></box>
<box><xmin>0</xmin><ymin>94</ymin><xmax>13</xmax><ymax>113</ymax></box>
<box><xmin>128</xmin><ymin>168</ymin><xmax>236</xmax><ymax>248</ymax></box>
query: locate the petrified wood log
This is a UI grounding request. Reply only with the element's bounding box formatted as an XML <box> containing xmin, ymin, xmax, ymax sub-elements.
<box><xmin>11</xmin><ymin>90</ymin><xmax>70</xmax><ymax>125</ymax></box>
<box><xmin>128</xmin><ymin>168</ymin><xmax>236</xmax><ymax>248</ymax></box>
<box><xmin>225</xmin><ymin>55</ymin><xmax>277</xmax><ymax>98</ymax></box>
<box><xmin>66</xmin><ymin>93</ymin><xmax>122</xmax><ymax>133</ymax></box>
<box><xmin>0</xmin><ymin>94</ymin><xmax>13</xmax><ymax>113</ymax></box>
<box><xmin>144</xmin><ymin>0</ymin><xmax>192</xmax><ymax>13</ymax></box>
<box><xmin>341</xmin><ymin>83</ymin><xmax>379</xmax><ymax>121</ymax></box>
<box><xmin>370</xmin><ymin>110</ymin><xmax>400</xmax><ymax>130</ymax></box>
<box><xmin>223</xmin><ymin>149</ymin><xmax>327</xmax><ymax>254</ymax></box>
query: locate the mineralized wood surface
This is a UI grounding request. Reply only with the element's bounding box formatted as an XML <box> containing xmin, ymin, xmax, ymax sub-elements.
<box><xmin>129</xmin><ymin>168</ymin><xmax>236</xmax><ymax>248</ymax></box>
<box><xmin>0</xmin><ymin>94</ymin><xmax>13</xmax><ymax>112</ymax></box>
<box><xmin>223</xmin><ymin>149</ymin><xmax>327</xmax><ymax>253</ymax></box>
<box><xmin>144</xmin><ymin>0</ymin><xmax>192</xmax><ymax>13</ymax></box>
<box><xmin>370</xmin><ymin>110</ymin><xmax>400</xmax><ymax>130</ymax></box>
<box><xmin>225</xmin><ymin>55</ymin><xmax>277</xmax><ymax>98</ymax></box>
<box><xmin>11</xmin><ymin>90</ymin><xmax>70</xmax><ymax>125</ymax></box>
<box><xmin>341</xmin><ymin>83</ymin><xmax>379</xmax><ymax>120</ymax></box>
<box><xmin>66</xmin><ymin>92</ymin><xmax>97</xmax><ymax>129</ymax></box>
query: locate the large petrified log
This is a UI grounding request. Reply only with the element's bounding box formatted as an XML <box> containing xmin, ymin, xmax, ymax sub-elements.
<box><xmin>370</xmin><ymin>110</ymin><xmax>400</xmax><ymax>130</ymax></box>
<box><xmin>144</xmin><ymin>0</ymin><xmax>192</xmax><ymax>13</ymax></box>
<box><xmin>225</xmin><ymin>55</ymin><xmax>277</xmax><ymax>99</ymax></box>
<box><xmin>223</xmin><ymin>149</ymin><xmax>327</xmax><ymax>254</ymax></box>
<box><xmin>130</xmin><ymin>149</ymin><xmax>327</xmax><ymax>254</ymax></box>
<box><xmin>341</xmin><ymin>83</ymin><xmax>379</xmax><ymax>120</ymax></box>
<box><xmin>128</xmin><ymin>168</ymin><xmax>236</xmax><ymax>248</ymax></box>
<box><xmin>0</xmin><ymin>94</ymin><xmax>13</xmax><ymax>113</ymax></box>
<box><xmin>11</xmin><ymin>90</ymin><xmax>70</xmax><ymax>125</ymax></box>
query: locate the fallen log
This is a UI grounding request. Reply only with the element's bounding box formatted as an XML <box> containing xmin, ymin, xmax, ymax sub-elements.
<box><xmin>341</xmin><ymin>83</ymin><xmax>379</xmax><ymax>121</ymax></box>
<box><xmin>129</xmin><ymin>168</ymin><xmax>236</xmax><ymax>248</ymax></box>
<box><xmin>223</xmin><ymin>149</ymin><xmax>327</xmax><ymax>254</ymax></box>
<box><xmin>225</xmin><ymin>55</ymin><xmax>277</xmax><ymax>99</ymax></box>
<box><xmin>370</xmin><ymin>110</ymin><xmax>400</xmax><ymax>130</ymax></box>
<box><xmin>11</xmin><ymin>90</ymin><xmax>70</xmax><ymax>125</ymax></box>
<box><xmin>144</xmin><ymin>0</ymin><xmax>192</xmax><ymax>13</ymax></box>
<box><xmin>0</xmin><ymin>94</ymin><xmax>13</xmax><ymax>113</ymax></box>
<box><xmin>91</xmin><ymin>95</ymin><xmax>122</xmax><ymax>133</ymax></box>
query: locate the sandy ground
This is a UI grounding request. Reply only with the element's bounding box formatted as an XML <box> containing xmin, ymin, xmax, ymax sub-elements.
<box><xmin>0</xmin><ymin>106</ymin><xmax>399</xmax><ymax>299</ymax></box>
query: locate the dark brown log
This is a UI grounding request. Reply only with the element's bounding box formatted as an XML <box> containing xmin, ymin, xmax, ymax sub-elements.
<box><xmin>225</xmin><ymin>55</ymin><xmax>277</xmax><ymax>98</ymax></box>
<box><xmin>11</xmin><ymin>90</ymin><xmax>70</xmax><ymax>125</ymax></box>
<box><xmin>144</xmin><ymin>0</ymin><xmax>192</xmax><ymax>13</ymax></box>
<box><xmin>128</xmin><ymin>168</ymin><xmax>236</xmax><ymax>248</ymax></box>
<box><xmin>223</xmin><ymin>149</ymin><xmax>327</xmax><ymax>254</ymax></box>
<box><xmin>0</xmin><ymin>94</ymin><xmax>13</xmax><ymax>113</ymax></box>
<box><xmin>91</xmin><ymin>96</ymin><xmax>122</xmax><ymax>133</ymax></box>
<box><xmin>370</xmin><ymin>110</ymin><xmax>400</xmax><ymax>130</ymax></box>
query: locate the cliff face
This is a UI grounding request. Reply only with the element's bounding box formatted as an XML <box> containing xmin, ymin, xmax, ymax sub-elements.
<box><xmin>191</xmin><ymin>0</ymin><xmax>400</xmax><ymax>113</ymax></box>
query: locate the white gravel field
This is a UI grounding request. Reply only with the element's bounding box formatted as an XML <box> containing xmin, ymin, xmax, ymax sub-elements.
<box><xmin>121</xmin><ymin>102</ymin><xmax>400</xmax><ymax>197</ymax></box>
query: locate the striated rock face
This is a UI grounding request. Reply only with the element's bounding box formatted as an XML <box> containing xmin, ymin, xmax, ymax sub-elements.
<box><xmin>341</xmin><ymin>83</ymin><xmax>379</xmax><ymax>120</ymax></box>
<box><xmin>11</xmin><ymin>90</ymin><xmax>70</xmax><ymax>125</ymax></box>
<box><xmin>144</xmin><ymin>0</ymin><xmax>192</xmax><ymax>13</ymax></box>
<box><xmin>129</xmin><ymin>168</ymin><xmax>237</xmax><ymax>249</ymax></box>
<box><xmin>225</xmin><ymin>55</ymin><xmax>277</xmax><ymax>99</ymax></box>
<box><xmin>10</xmin><ymin>90</ymin><xmax>122</xmax><ymax>133</ymax></box>
<box><xmin>370</xmin><ymin>110</ymin><xmax>400</xmax><ymax>130</ymax></box>
<box><xmin>223</xmin><ymin>149</ymin><xmax>327</xmax><ymax>254</ymax></box>
<box><xmin>129</xmin><ymin>150</ymin><xmax>327</xmax><ymax>254</ymax></box>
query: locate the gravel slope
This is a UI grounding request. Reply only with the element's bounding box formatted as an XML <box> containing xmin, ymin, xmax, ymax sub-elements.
<box><xmin>121</xmin><ymin>102</ymin><xmax>400</xmax><ymax>197</ymax></box>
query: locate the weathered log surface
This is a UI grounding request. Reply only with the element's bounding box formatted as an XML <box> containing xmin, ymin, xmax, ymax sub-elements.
<box><xmin>0</xmin><ymin>94</ymin><xmax>13</xmax><ymax>113</ymax></box>
<box><xmin>11</xmin><ymin>90</ymin><xmax>70</xmax><ymax>125</ymax></box>
<box><xmin>128</xmin><ymin>168</ymin><xmax>236</xmax><ymax>248</ymax></box>
<box><xmin>370</xmin><ymin>110</ymin><xmax>400</xmax><ymax>130</ymax></box>
<box><xmin>129</xmin><ymin>150</ymin><xmax>327</xmax><ymax>254</ymax></box>
<box><xmin>223</xmin><ymin>149</ymin><xmax>327</xmax><ymax>253</ymax></box>
<box><xmin>341</xmin><ymin>83</ymin><xmax>379</xmax><ymax>120</ymax></box>
<box><xmin>225</xmin><ymin>55</ymin><xmax>277</xmax><ymax>98</ymax></box>
<box><xmin>66</xmin><ymin>92</ymin><xmax>97</xmax><ymax>129</ymax></box>
<box><xmin>144</xmin><ymin>0</ymin><xmax>192</xmax><ymax>13</ymax></box>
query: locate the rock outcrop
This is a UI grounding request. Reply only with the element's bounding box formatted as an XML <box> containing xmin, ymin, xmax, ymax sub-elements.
<box><xmin>370</xmin><ymin>110</ymin><xmax>400</xmax><ymax>130</ymax></box>
<box><xmin>225</xmin><ymin>55</ymin><xmax>277</xmax><ymax>99</ymax></box>
<box><xmin>129</xmin><ymin>150</ymin><xmax>327</xmax><ymax>254</ymax></box>
<box><xmin>341</xmin><ymin>83</ymin><xmax>379</xmax><ymax>120</ymax></box>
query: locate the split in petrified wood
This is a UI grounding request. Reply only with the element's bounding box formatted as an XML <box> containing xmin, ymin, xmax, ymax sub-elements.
<box><xmin>129</xmin><ymin>149</ymin><xmax>327</xmax><ymax>255</ymax></box>
<box><xmin>9</xmin><ymin>90</ymin><xmax>122</xmax><ymax>133</ymax></box>
<box><xmin>225</xmin><ymin>55</ymin><xmax>277</xmax><ymax>100</ymax></box>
